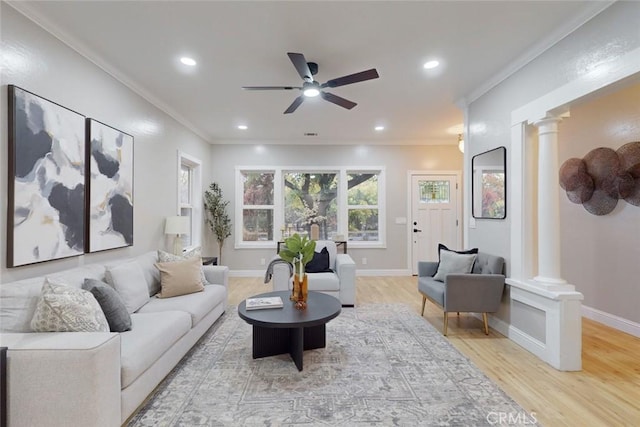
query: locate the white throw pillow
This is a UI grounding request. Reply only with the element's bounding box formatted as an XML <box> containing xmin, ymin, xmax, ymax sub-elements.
<box><xmin>31</xmin><ymin>279</ymin><xmax>109</xmax><ymax>332</ymax></box>
<box><xmin>433</xmin><ymin>250</ymin><xmax>477</xmax><ymax>282</ymax></box>
<box><xmin>105</xmin><ymin>261</ymin><xmax>150</xmax><ymax>313</ymax></box>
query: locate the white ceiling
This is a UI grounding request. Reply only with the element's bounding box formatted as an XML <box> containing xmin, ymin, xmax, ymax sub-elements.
<box><xmin>10</xmin><ymin>1</ymin><xmax>608</xmax><ymax>146</ymax></box>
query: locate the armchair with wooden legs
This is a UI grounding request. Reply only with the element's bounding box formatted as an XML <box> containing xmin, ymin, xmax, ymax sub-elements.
<box><xmin>417</xmin><ymin>252</ymin><xmax>505</xmax><ymax>335</ymax></box>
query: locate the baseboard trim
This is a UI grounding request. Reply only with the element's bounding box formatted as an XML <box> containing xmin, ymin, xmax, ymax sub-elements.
<box><xmin>356</xmin><ymin>269</ymin><xmax>412</xmax><ymax>277</ymax></box>
<box><xmin>230</xmin><ymin>269</ymin><xmax>413</xmax><ymax>278</ymax></box>
<box><xmin>229</xmin><ymin>270</ymin><xmax>264</xmax><ymax>278</ymax></box>
<box><xmin>582</xmin><ymin>305</ymin><xmax>640</xmax><ymax>338</ymax></box>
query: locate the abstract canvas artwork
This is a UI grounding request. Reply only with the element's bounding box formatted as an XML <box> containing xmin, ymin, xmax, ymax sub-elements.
<box><xmin>86</xmin><ymin>119</ymin><xmax>134</xmax><ymax>252</ymax></box>
<box><xmin>7</xmin><ymin>85</ymin><xmax>86</xmax><ymax>267</ymax></box>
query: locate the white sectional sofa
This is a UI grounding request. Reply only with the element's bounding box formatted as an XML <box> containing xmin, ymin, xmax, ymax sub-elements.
<box><xmin>0</xmin><ymin>251</ymin><xmax>229</xmax><ymax>426</ymax></box>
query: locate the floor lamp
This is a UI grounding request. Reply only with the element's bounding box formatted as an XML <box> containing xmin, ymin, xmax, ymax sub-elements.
<box><xmin>165</xmin><ymin>216</ymin><xmax>189</xmax><ymax>255</ymax></box>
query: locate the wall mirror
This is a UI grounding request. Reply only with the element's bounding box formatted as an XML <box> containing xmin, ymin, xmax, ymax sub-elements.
<box><xmin>472</xmin><ymin>146</ymin><xmax>507</xmax><ymax>219</ymax></box>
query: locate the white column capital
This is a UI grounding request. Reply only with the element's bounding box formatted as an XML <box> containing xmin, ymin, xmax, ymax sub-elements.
<box><xmin>533</xmin><ymin>116</ymin><xmax>563</xmax><ymax>133</ymax></box>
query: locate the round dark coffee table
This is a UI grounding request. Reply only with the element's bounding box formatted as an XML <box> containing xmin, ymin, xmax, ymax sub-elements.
<box><xmin>238</xmin><ymin>290</ymin><xmax>341</xmax><ymax>371</ymax></box>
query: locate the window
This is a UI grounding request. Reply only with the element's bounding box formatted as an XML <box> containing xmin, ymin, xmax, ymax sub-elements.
<box><xmin>347</xmin><ymin>172</ymin><xmax>380</xmax><ymax>241</ymax></box>
<box><xmin>284</xmin><ymin>172</ymin><xmax>338</xmax><ymax>240</ymax></box>
<box><xmin>236</xmin><ymin>167</ymin><xmax>385</xmax><ymax>248</ymax></box>
<box><xmin>418</xmin><ymin>180</ymin><xmax>450</xmax><ymax>203</ymax></box>
<box><xmin>178</xmin><ymin>152</ymin><xmax>202</xmax><ymax>249</ymax></box>
<box><xmin>240</xmin><ymin>171</ymin><xmax>274</xmax><ymax>242</ymax></box>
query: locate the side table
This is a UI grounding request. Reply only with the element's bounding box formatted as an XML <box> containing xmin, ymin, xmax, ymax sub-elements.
<box><xmin>202</xmin><ymin>257</ymin><xmax>218</xmax><ymax>266</ymax></box>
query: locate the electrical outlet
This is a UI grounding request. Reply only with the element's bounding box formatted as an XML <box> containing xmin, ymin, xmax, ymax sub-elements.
<box><xmin>362</xmin><ymin>257</ymin><xmax>367</xmax><ymax>265</ymax></box>
<box><xmin>260</xmin><ymin>258</ymin><xmax>265</xmax><ymax>266</ymax></box>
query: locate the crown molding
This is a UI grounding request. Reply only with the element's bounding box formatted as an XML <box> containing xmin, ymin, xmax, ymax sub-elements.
<box><xmin>457</xmin><ymin>1</ymin><xmax>615</xmax><ymax>107</ymax></box>
<box><xmin>6</xmin><ymin>1</ymin><xmax>212</xmax><ymax>143</ymax></box>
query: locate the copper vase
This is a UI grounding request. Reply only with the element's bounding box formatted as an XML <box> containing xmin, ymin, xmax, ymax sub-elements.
<box><xmin>292</xmin><ymin>274</ymin><xmax>308</xmax><ymax>309</ymax></box>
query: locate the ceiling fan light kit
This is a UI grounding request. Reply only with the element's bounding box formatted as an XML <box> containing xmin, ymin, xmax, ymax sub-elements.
<box><xmin>242</xmin><ymin>52</ymin><xmax>379</xmax><ymax>114</ymax></box>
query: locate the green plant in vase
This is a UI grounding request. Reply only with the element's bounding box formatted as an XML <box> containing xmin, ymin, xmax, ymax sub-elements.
<box><xmin>278</xmin><ymin>234</ymin><xmax>316</xmax><ymax>308</ymax></box>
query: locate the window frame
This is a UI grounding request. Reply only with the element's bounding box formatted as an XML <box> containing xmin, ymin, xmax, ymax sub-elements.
<box><xmin>177</xmin><ymin>151</ymin><xmax>202</xmax><ymax>250</ymax></box>
<box><xmin>235</xmin><ymin>166</ymin><xmax>385</xmax><ymax>249</ymax></box>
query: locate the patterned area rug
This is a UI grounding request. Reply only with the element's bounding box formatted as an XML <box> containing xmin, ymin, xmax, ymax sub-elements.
<box><xmin>129</xmin><ymin>304</ymin><xmax>531</xmax><ymax>426</ymax></box>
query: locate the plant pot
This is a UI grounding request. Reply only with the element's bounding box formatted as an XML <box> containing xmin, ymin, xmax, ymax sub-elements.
<box><xmin>292</xmin><ymin>274</ymin><xmax>308</xmax><ymax>309</ymax></box>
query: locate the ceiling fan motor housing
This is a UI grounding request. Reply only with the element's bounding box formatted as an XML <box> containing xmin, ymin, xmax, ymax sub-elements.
<box><xmin>307</xmin><ymin>62</ymin><xmax>318</xmax><ymax>76</ymax></box>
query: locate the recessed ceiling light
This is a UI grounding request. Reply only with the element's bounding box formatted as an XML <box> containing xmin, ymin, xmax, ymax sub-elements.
<box><xmin>180</xmin><ymin>57</ymin><xmax>197</xmax><ymax>66</ymax></box>
<box><xmin>237</xmin><ymin>125</ymin><xmax>248</xmax><ymax>130</ymax></box>
<box><xmin>423</xmin><ymin>60</ymin><xmax>440</xmax><ymax>70</ymax></box>
<box><xmin>375</xmin><ymin>126</ymin><xmax>385</xmax><ymax>131</ymax></box>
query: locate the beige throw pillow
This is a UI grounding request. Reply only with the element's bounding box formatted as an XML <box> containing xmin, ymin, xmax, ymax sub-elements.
<box><xmin>155</xmin><ymin>256</ymin><xmax>205</xmax><ymax>298</ymax></box>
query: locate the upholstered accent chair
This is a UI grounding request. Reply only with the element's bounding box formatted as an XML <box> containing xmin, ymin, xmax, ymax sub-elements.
<box><xmin>418</xmin><ymin>252</ymin><xmax>505</xmax><ymax>335</ymax></box>
<box><xmin>271</xmin><ymin>240</ymin><xmax>356</xmax><ymax>306</ymax></box>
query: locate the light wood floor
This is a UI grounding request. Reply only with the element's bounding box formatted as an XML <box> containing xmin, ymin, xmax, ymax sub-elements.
<box><xmin>229</xmin><ymin>276</ymin><xmax>640</xmax><ymax>426</ymax></box>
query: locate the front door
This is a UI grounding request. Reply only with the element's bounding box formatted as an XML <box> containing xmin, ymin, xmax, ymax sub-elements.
<box><xmin>411</xmin><ymin>174</ymin><xmax>459</xmax><ymax>274</ymax></box>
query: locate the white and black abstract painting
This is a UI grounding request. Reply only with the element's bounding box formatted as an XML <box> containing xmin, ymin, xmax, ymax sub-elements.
<box><xmin>8</xmin><ymin>85</ymin><xmax>86</xmax><ymax>267</ymax></box>
<box><xmin>87</xmin><ymin>119</ymin><xmax>133</xmax><ymax>252</ymax></box>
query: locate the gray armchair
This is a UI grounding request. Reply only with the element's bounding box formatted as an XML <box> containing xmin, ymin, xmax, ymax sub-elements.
<box><xmin>418</xmin><ymin>252</ymin><xmax>505</xmax><ymax>335</ymax></box>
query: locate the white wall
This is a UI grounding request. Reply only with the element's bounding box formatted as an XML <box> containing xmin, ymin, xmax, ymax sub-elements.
<box><xmin>209</xmin><ymin>143</ymin><xmax>462</xmax><ymax>272</ymax></box>
<box><xmin>467</xmin><ymin>2</ymin><xmax>640</xmax><ymax>324</ymax></box>
<box><xmin>0</xmin><ymin>5</ymin><xmax>212</xmax><ymax>283</ymax></box>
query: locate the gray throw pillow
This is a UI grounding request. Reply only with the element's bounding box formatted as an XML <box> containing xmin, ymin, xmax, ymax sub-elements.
<box><xmin>83</xmin><ymin>278</ymin><xmax>132</xmax><ymax>332</ymax></box>
<box><xmin>433</xmin><ymin>250</ymin><xmax>478</xmax><ymax>282</ymax></box>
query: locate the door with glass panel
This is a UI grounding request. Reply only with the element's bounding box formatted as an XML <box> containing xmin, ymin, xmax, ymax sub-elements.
<box><xmin>411</xmin><ymin>175</ymin><xmax>459</xmax><ymax>275</ymax></box>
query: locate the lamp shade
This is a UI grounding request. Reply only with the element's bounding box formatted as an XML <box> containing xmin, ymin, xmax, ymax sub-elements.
<box><xmin>164</xmin><ymin>216</ymin><xmax>189</xmax><ymax>235</ymax></box>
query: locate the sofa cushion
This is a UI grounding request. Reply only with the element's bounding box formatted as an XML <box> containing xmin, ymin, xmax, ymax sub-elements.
<box><xmin>314</xmin><ymin>241</ymin><xmax>337</xmax><ymax>270</ymax></box>
<box><xmin>134</xmin><ymin>251</ymin><xmax>162</xmax><ymax>296</ymax></box>
<box><xmin>155</xmin><ymin>256</ymin><xmax>205</xmax><ymax>298</ymax></box>
<box><xmin>418</xmin><ymin>277</ymin><xmax>445</xmax><ymax>307</ymax></box>
<box><xmin>305</xmin><ymin>247</ymin><xmax>332</xmax><ymax>273</ymax></box>
<box><xmin>82</xmin><ymin>278</ymin><xmax>132</xmax><ymax>332</ymax></box>
<box><xmin>137</xmin><ymin>285</ymin><xmax>226</xmax><ymax>327</ymax></box>
<box><xmin>472</xmin><ymin>252</ymin><xmax>505</xmax><ymax>275</ymax></box>
<box><xmin>120</xmin><ymin>311</ymin><xmax>191</xmax><ymax>388</ymax></box>
<box><xmin>45</xmin><ymin>264</ymin><xmax>108</xmax><ymax>289</ymax></box>
<box><xmin>105</xmin><ymin>261</ymin><xmax>150</xmax><ymax>314</ymax></box>
<box><xmin>306</xmin><ymin>272</ymin><xmax>340</xmax><ymax>292</ymax></box>
<box><xmin>433</xmin><ymin>251</ymin><xmax>477</xmax><ymax>282</ymax></box>
<box><xmin>31</xmin><ymin>279</ymin><xmax>110</xmax><ymax>332</ymax></box>
<box><xmin>0</xmin><ymin>278</ymin><xmax>48</xmax><ymax>332</ymax></box>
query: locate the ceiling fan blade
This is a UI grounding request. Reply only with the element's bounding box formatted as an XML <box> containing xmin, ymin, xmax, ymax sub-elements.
<box><xmin>284</xmin><ymin>96</ymin><xmax>304</xmax><ymax>114</ymax></box>
<box><xmin>321</xmin><ymin>92</ymin><xmax>357</xmax><ymax>110</ymax></box>
<box><xmin>321</xmin><ymin>68</ymin><xmax>379</xmax><ymax>88</ymax></box>
<box><xmin>242</xmin><ymin>86</ymin><xmax>301</xmax><ymax>90</ymax></box>
<box><xmin>287</xmin><ymin>52</ymin><xmax>313</xmax><ymax>82</ymax></box>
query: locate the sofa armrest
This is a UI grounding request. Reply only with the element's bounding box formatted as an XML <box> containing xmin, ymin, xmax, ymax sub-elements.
<box><xmin>443</xmin><ymin>274</ymin><xmax>506</xmax><ymax>312</ymax></box>
<box><xmin>336</xmin><ymin>254</ymin><xmax>356</xmax><ymax>306</ymax></box>
<box><xmin>203</xmin><ymin>265</ymin><xmax>229</xmax><ymax>288</ymax></box>
<box><xmin>0</xmin><ymin>332</ymin><xmax>121</xmax><ymax>427</ymax></box>
<box><xmin>271</xmin><ymin>261</ymin><xmax>292</xmax><ymax>292</ymax></box>
<box><xmin>418</xmin><ymin>261</ymin><xmax>438</xmax><ymax>277</ymax></box>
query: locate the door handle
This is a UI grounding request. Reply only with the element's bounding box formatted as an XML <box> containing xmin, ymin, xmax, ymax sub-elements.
<box><xmin>413</xmin><ymin>228</ymin><xmax>422</xmax><ymax>233</ymax></box>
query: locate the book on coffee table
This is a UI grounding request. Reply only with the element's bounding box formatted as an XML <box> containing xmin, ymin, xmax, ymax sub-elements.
<box><xmin>245</xmin><ymin>296</ymin><xmax>284</xmax><ymax>310</ymax></box>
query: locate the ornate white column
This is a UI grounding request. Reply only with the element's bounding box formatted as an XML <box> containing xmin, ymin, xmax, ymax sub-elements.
<box><xmin>533</xmin><ymin>116</ymin><xmax>567</xmax><ymax>286</ymax></box>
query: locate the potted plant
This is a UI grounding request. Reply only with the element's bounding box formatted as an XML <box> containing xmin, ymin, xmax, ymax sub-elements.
<box><xmin>204</xmin><ymin>182</ymin><xmax>232</xmax><ymax>264</ymax></box>
<box><xmin>278</xmin><ymin>234</ymin><xmax>316</xmax><ymax>308</ymax></box>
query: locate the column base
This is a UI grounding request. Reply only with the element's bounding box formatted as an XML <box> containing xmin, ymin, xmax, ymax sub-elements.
<box><xmin>533</xmin><ymin>275</ymin><xmax>574</xmax><ymax>291</ymax></box>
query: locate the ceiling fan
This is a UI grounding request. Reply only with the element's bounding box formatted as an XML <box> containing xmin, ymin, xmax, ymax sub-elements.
<box><xmin>242</xmin><ymin>52</ymin><xmax>379</xmax><ymax>114</ymax></box>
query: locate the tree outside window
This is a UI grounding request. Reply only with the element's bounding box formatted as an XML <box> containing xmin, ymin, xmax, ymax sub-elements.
<box><xmin>284</xmin><ymin>172</ymin><xmax>338</xmax><ymax>240</ymax></box>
